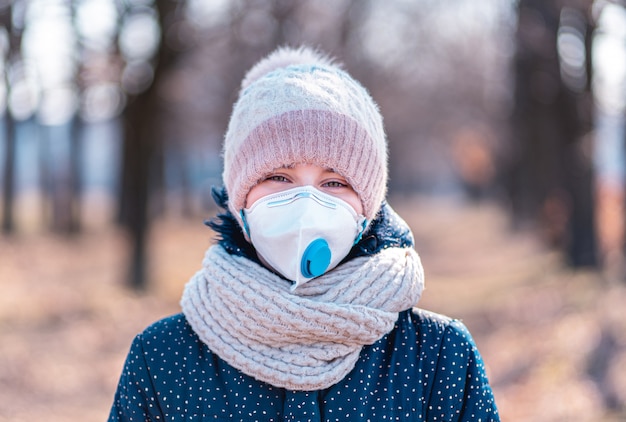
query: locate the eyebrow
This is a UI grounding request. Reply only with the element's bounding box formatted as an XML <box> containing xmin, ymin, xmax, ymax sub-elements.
<box><xmin>324</xmin><ymin>168</ymin><xmax>344</xmax><ymax>177</ymax></box>
<box><xmin>274</xmin><ymin>165</ymin><xmax>343</xmax><ymax>178</ymax></box>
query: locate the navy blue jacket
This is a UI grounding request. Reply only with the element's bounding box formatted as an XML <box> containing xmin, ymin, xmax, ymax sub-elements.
<box><xmin>108</xmin><ymin>308</ymin><xmax>498</xmax><ymax>421</ymax></box>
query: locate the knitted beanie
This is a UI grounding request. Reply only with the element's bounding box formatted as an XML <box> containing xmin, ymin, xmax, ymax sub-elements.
<box><xmin>222</xmin><ymin>46</ymin><xmax>388</xmax><ymax>223</ymax></box>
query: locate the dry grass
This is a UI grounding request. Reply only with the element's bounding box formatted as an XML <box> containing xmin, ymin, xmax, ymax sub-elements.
<box><xmin>1</xmin><ymin>196</ymin><xmax>625</xmax><ymax>421</ymax></box>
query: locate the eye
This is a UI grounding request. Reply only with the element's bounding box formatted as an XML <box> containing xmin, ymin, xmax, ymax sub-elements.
<box><xmin>323</xmin><ymin>180</ymin><xmax>348</xmax><ymax>188</ymax></box>
<box><xmin>265</xmin><ymin>175</ymin><xmax>289</xmax><ymax>182</ymax></box>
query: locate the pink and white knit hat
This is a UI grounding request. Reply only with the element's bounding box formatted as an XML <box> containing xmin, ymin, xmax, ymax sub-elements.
<box><xmin>222</xmin><ymin>46</ymin><xmax>388</xmax><ymax>223</ymax></box>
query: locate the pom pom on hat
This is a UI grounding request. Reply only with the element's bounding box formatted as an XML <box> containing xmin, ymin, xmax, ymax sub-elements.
<box><xmin>222</xmin><ymin>46</ymin><xmax>388</xmax><ymax>224</ymax></box>
<box><xmin>241</xmin><ymin>46</ymin><xmax>336</xmax><ymax>90</ymax></box>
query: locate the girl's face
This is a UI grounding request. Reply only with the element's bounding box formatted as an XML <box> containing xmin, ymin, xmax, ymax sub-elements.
<box><xmin>246</xmin><ymin>163</ymin><xmax>363</xmax><ymax>215</ymax></box>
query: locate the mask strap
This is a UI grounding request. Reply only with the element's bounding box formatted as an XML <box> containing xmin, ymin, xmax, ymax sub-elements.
<box><xmin>240</xmin><ymin>210</ymin><xmax>251</xmax><ymax>238</ymax></box>
<box><xmin>354</xmin><ymin>219</ymin><xmax>367</xmax><ymax>245</ymax></box>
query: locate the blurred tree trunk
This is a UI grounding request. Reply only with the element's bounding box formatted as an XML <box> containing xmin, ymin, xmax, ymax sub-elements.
<box><xmin>564</xmin><ymin>3</ymin><xmax>596</xmax><ymax>267</ymax></box>
<box><xmin>507</xmin><ymin>0</ymin><xmax>597</xmax><ymax>267</ymax></box>
<box><xmin>67</xmin><ymin>105</ymin><xmax>83</xmax><ymax>233</ymax></box>
<box><xmin>62</xmin><ymin>0</ymin><xmax>85</xmax><ymax>235</ymax></box>
<box><xmin>1</xmin><ymin>113</ymin><xmax>16</xmax><ymax>234</ymax></box>
<box><xmin>118</xmin><ymin>0</ymin><xmax>186</xmax><ymax>290</ymax></box>
<box><xmin>44</xmin><ymin>120</ymin><xmax>82</xmax><ymax>234</ymax></box>
<box><xmin>1</xmin><ymin>3</ymin><xmax>17</xmax><ymax>234</ymax></box>
<box><xmin>119</xmin><ymin>92</ymin><xmax>153</xmax><ymax>290</ymax></box>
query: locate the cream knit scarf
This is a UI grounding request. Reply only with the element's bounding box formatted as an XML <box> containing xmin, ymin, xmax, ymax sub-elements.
<box><xmin>181</xmin><ymin>244</ymin><xmax>424</xmax><ymax>391</ymax></box>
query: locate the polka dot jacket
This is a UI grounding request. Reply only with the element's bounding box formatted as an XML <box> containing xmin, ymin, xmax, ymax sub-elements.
<box><xmin>108</xmin><ymin>308</ymin><xmax>499</xmax><ymax>421</ymax></box>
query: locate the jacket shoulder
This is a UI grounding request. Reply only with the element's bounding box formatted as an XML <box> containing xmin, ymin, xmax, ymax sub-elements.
<box><xmin>407</xmin><ymin>307</ymin><xmax>471</xmax><ymax>338</ymax></box>
<box><xmin>134</xmin><ymin>313</ymin><xmax>202</xmax><ymax>352</ymax></box>
<box><xmin>400</xmin><ymin>309</ymin><xmax>499</xmax><ymax>420</ymax></box>
<box><xmin>141</xmin><ymin>313</ymin><xmax>190</xmax><ymax>337</ymax></box>
<box><xmin>400</xmin><ymin>308</ymin><xmax>482</xmax><ymax>361</ymax></box>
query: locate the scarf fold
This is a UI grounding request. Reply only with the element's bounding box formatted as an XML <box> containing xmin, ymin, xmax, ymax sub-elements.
<box><xmin>181</xmin><ymin>244</ymin><xmax>424</xmax><ymax>391</ymax></box>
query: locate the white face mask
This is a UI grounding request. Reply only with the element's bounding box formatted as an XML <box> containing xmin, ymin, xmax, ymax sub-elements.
<box><xmin>241</xmin><ymin>186</ymin><xmax>367</xmax><ymax>288</ymax></box>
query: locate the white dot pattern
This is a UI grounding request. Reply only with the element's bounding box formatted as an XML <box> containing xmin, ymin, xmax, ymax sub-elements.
<box><xmin>108</xmin><ymin>309</ymin><xmax>499</xmax><ymax>421</ymax></box>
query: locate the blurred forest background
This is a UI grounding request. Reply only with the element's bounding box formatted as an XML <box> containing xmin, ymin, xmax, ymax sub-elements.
<box><xmin>1</xmin><ymin>0</ymin><xmax>626</xmax><ymax>421</ymax></box>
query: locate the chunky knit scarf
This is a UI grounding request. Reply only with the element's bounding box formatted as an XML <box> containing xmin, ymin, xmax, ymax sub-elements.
<box><xmin>181</xmin><ymin>244</ymin><xmax>424</xmax><ymax>391</ymax></box>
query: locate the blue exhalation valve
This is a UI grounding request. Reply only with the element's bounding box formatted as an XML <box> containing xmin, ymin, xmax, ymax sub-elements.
<box><xmin>301</xmin><ymin>238</ymin><xmax>332</xmax><ymax>278</ymax></box>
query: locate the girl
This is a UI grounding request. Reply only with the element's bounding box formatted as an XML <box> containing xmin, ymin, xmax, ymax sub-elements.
<box><xmin>108</xmin><ymin>46</ymin><xmax>499</xmax><ymax>421</ymax></box>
